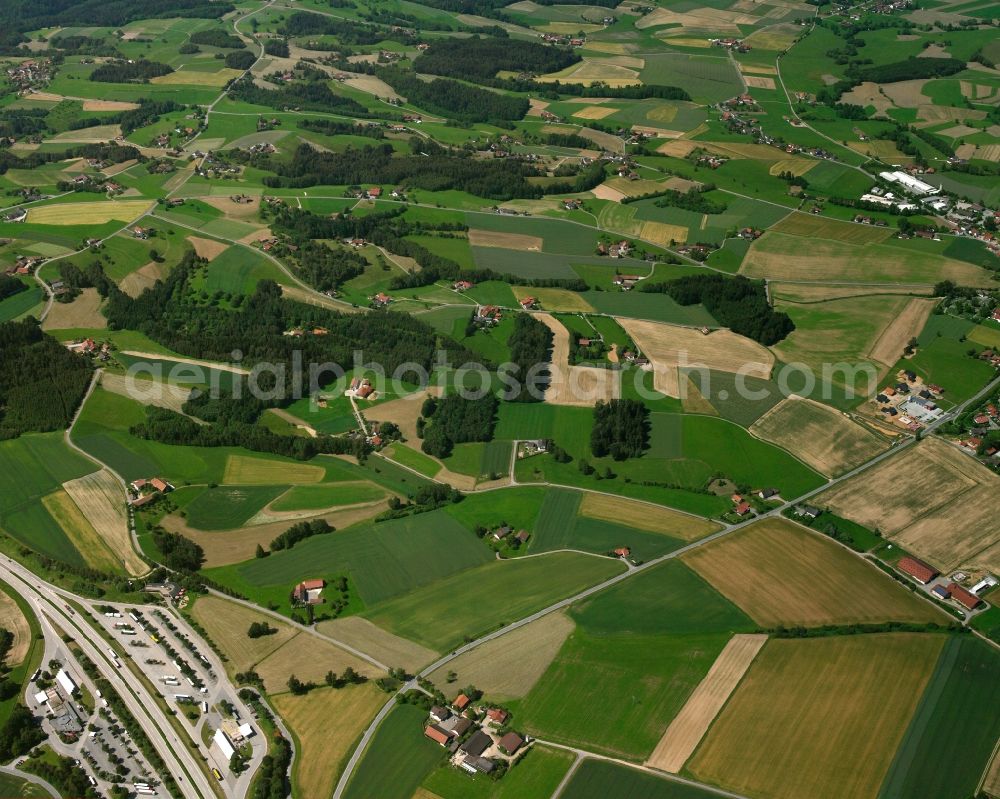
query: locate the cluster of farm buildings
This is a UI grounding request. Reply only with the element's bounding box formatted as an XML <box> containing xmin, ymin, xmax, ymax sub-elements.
<box><xmin>895</xmin><ymin>556</ymin><xmax>995</xmax><ymax>616</ymax></box>
<box><xmin>872</xmin><ymin>369</ymin><xmax>945</xmax><ymax>430</ymax></box>
<box><xmin>423</xmin><ymin>696</ymin><xmax>528</xmax><ymax>778</ymax></box>
<box><xmin>129</xmin><ymin>477</ymin><xmax>174</xmax><ymax>508</ymax></box>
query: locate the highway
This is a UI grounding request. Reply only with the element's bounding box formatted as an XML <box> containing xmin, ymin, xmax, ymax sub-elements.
<box><xmin>0</xmin><ymin>559</ymin><xmax>223</xmax><ymax>799</ymax></box>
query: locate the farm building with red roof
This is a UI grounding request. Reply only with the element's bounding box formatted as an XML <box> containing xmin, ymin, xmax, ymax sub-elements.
<box><xmin>896</xmin><ymin>556</ymin><xmax>938</xmax><ymax>585</ymax></box>
<box><xmin>947</xmin><ymin>583</ymin><xmax>980</xmax><ymax>611</ymax></box>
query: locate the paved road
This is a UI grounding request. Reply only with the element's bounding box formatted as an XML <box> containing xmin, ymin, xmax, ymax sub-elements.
<box><xmin>0</xmin><ymin>561</ymin><xmax>222</xmax><ymax>799</ymax></box>
<box><xmin>333</xmin><ymin>371</ymin><xmax>1000</xmax><ymax>798</ymax></box>
<box><xmin>0</xmin><ymin>764</ymin><xmax>59</xmax><ymax>798</ymax></box>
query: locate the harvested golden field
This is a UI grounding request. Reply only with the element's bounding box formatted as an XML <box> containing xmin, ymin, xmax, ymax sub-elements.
<box><xmin>984</xmin><ymin>748</ymin><xmax>1000</xmax><ymax>799</ymax></box>
<box><xmin>770</xmin><ymin>283</ymin><xmax>931</xmax><ymax>302</ymax></box>
<box><xmin>317</xmin><ymin>617</ymin><xmax>435</xmax><ymax>673</ymax></box>
<box><xmin>767</xmin><ymin>157</ymin><xmax>815</xmax><ymax>177</ymax></box>
<box><xmin>49</xmin><ymin>124</ymin><xmax>123</xmax><ymax>143</ymax></box>
<box><xmin>537</xmin><ymin>59</ymin><xmax>641</xmax><ymax>87</ymax></box>
<box><xmin>62</xmin><ymin>469</ymin><xmax>146</xmax><ymax>575</ymax></box>
<box><xmin>742</xmin><ymin>232</ymin><xmax>992</xmax><ymax>285</ymax></box>
<box><xmin>818</xmin><ymin>438</ymin><xmax>1000</xmax><ymax>571</ymax></box>
<box><xmin>42</xmin><ymin>287</ymin><xmax>106</xmax><ymax>330</ymax></box>
<box><xmin>27</xmin><ymin>199</ymin><xmax>151</xmax><ymax>226</ymax></box>
<box><xmin>366</xmin><ymin>388</ymin><xmax>440</xmax><ymax>442</ymax></box>
<box><xmin>426</xmin><ymin>612</ymin><xmax>575</xmax><ymax>700</ymax></box>
<box><xmin>618</xmin><ymin>318</ymin><xmax>774</xmax><ymax>397</ymax></box>
<box><xmin>749</xmin><ymin>397</ymin><xmax>888</xmax><ymax>477</ymax></box>
<box><xmin>100</xmin><ymin>371</ymin><xmax>190</xmax><ymax>414</ymax></box>
<box><xmin>683</xmin><ymin>518</ymin><xmax>942</xmax><ymax>626</ymax></box>
<box><xmin>744</xmin><ymin>75</ymin><xmax>776</xmax><ymax>90</ymax></box>
<box><xmin>867</xmin><ymin>297</ymin><xmax>936</xmax><ymax>366</ymax></box>
<box><xmin>688</xmin><ymin>634</ymin><xmax>944</xmax><ymax>799</ymax></box>
<box><xmin>640</xmin><ymin>220</ymin><xmax>688</xmax><ymax>246</ymax></box>
<box><xmin>848</xmin><ymin>139</ymin><xmax>915</xmax><ymax>163</ymax></box>
<box><xmin>186</xmin><ymin>236</ymin><xmax>229</xmax><ymax>261</ymax></box>
<box><xmin>468</xmin><ymin>229</ymin><xmax>542</xmax><ymax>251</ymax></box>
<box><xmin>344</xmin><ymin>73</ymin><xmax>403</xmax><ymax>102</ymax></box>
<box><xmin>255</xmin><ymin>631</ymin><xmax>380</xmax><ymax>693</ymax></box>
<box><xmin>273</xmin><ymin>684</ymin><xmax>385</xmax><ymax>799</ymax></box>
<box><xmin>571</xmin><ymin>105</ymin><xmax>619</xmax><ymax>120</ymax></box>
<box><xmin>150</xmin><ymin>68</ymin><xmax>242</xmax><ymax>86</ymax></box>
<box><xmin>657</xmin><ymin>140</ymin><xmax>698</xmax><ymax>157</ymax></box>
<box><xmin>579</xmin><ymin>492</ymin><xmax>720</xmax><ymax>541</ymax></box>
<box><xmin>647</xmin><ymin>633</ymin><xmax>767</xmax><ymax>773</ymax></box>
<box><xmin>0</xmin><ymin>588</ymin><xmax>31</xmax><ymax>666</ymax></box>
<box><xmin>537</xmin><ymin>313</ymin><xmax>617</xmax><ymax>406</ymax></box>
<box><xmin>82</xmin><ymin>99</ymin><xmax>139</xmax><ymax>111</ymax></box>
<box><xmin>223</xmin><ymin>454</ymin><xmax>324</xmax><ymax>485</ymax></box>
<box><xmin>514</xmin><ymin>286</ymin><xmax>594</xmax><ymax>314</ymax></box>
<box><xmin>745</xmin><ymin>23</ymin><xmax>801</xmax><ymax>50</ymax></box>
<box><xmin>42</xmin><ymin>489</ymin><xmax>121</xmax><ymax>573</ymax></box>
<box><xmin>112</xmin><ymin>261</ymin><xmax>163</xmax><ymax>298</ymax></box>
<box><xmin>190</xmin><ymin>595</ymin><xmax>296</xmax><ymax>674</ymax></box>
<box><xmin>199</xmin><ymin>195</ymin><xmax>262</xmax><ymax>219</ymax></box>
<box><xmin>590</xmin><ymin>182</ymin><xmax>627</xmax><ymax>202</ymax></box>
<box><xmin>772</xmin><ymin>212</ymin><xmax>895</xmax><ymax>244</ymax></box>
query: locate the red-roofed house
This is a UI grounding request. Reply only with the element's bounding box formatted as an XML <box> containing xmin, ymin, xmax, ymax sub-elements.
<box><xmin>896</xmin><ymin>556</ymin><xmax>938</xmax><ymax>585</ymax></box>
<box><xmin>614</xmin><ymin>547</ymin><xmax>630</xmax><ymax>558</ymax></box>
<box><xmin>150</xmin><ymin>478</ymin><xmax>173</xmax><ymax>493</ymax></box>
<box><xmin>486</xmin><ymin>708</ymin><xmax>508</xmax><ymax>725</ymax></box>
<box><xmin>519</xmin><ymin>296</ymin><xmax>537</xmax><ymax>310</ymax></box>
<box><xmin>452</xmin><ymin>694</ymin><xmax>470</xmax><ymax>712</ymax></box>
<box><xmin>947</xmin><ymin>582</ymin><xmax>980</xmax><ymax>611</ymax></box>
<box><xmin>367</xmin><ymin>186</ymin><xmax>382</xmax><ymax>199</ymax></box>
<box><xmin>292</xmin><ymin>579</ymin><xmax>325</xmax><ymax>604</ymax></box>
<box><xmin>424</xmin><ymin>725</ymin><xmax>450</xmax><ymax>746</ymax></box>
<box><xmin>734</xmin><ymin>501</ymin><xmax>751</xmax><ymax>516</ymax></box>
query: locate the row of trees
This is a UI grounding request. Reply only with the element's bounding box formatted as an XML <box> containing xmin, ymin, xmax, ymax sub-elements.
<box><xmin>641</xmin><ymin>274</ymin><xmax>795</xmax><ymax>346</ymax></box>
<box><xmin>412</xmin><ymin>34</ymin><xmax>580</xmax><ymax>82</ymax></box>
<box><xmin>270</xmin><ymin>519</ymin><xmax>334</xmax><ymax>551</ymax></box>
<box><xmin>297</xmin><ymin>117</ymin><xmax>385</xmax><ymax>140</ymax></box>
<box><xmin>0</xmin><ymin>275</ymin><xmax>26</xmax><ymax>301</ymax></box>
<box><xmin>377</xmin><ymin>67</ymin><xmax>529</xmax><ymax>123</ymax></box>
<box><xmin>0</xmin><ymin>318</ymin><xmax>94</xmax><ymax>440</ymax></box>
<box><xmin>653</xmin><ymin>187</ymin><xmax>727</xmax><ymax>214</ymax></box>
<box><xmin>150</xmin><ymin>529</ymin><xmax>205</xmax><ymax>572</ymax></box>
<box><xmin>228</xmin><ymin>76</ymin><xmax>369</xmax><ymax>118</ymax></box>
<box><xmin>505</xmin><ymin>313</ymin><xmax>553</xmax><ymax>403</ymax></box>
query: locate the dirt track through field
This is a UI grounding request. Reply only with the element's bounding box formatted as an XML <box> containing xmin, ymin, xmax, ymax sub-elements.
<box><xmin>63</xmin><ymin>469</ymin><xmax>146</xmax><ymax>575</ymax></box>
<box><xmin>867</xmin><ymin>298</ymin><xmax>936</xmax><ymax>366</ymax></box>
<box><xmin>537</xmin><ymin>313</ymin><xmax>618</xmax><ymax>406</ymax></box>
<box><xmin>646</xmin><ymin>634</ymin><xmax>767</xmax><ymax>773</ymax></box>
<box><xmin>618</xmin><ymin>318</ymin><xmax>774</xmax><ymax>397</ymax></box>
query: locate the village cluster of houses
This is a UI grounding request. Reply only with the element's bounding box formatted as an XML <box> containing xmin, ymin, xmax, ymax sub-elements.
<box><xmin>711</xmin><ymin>38</ymin><xmax>751</xmax><ymax>52</ymax></box>
<box><xmin>8</xmin><ymin>60</ymin><xmax>53</xmax><ymax>91</ymax></box>
<box><xmin>424</xmin><ymin>697</ymin><xmax>527</xmax><ymax>778</ymax></box>
<box><xmin>954</xmin><ymin>395</ymin><xmax>1000</xmax><ymax>462</ymax></box>
<box><xmin>3</xmin><ymin>253</ymin><xmax>41</xmax><ymax>273</ymax></box>
<box><xmin>540</xmin><ymin>33</ymin><xmax>587</xmax><ymax>47</ymax></box>
<box><xmin>129</xmin><ymin>477</ymin><xmax>174</xmax><ymax>508</ymax></box>
<box><xmin>473</xmin><ymin>304</ymin><xmax>502</xmax><ymax>327</ymax></box>
<box><xmin>65</xmin><ymin>337</ymin><xmax>111</xmax><ymax>361</ymax></box>
<box><xmin>597</xmin><ymin>240</ymin><xmax>632</xmax><ymax>259</ymax></box>
<box><xmin>873</xmin><ymin>370</ymin><xmax>945</xmax><ymax>431</ymax></box>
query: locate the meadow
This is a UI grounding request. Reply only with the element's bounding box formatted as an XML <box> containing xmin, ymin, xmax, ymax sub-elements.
<box><xmin>182</xmin><ymin>485</ymin><xmax>287</xmax><ymax>530</ymax></box>
<box><xmin>363</xmin><ymin>552</ymin><xmax>625</xmax><ymax>651</ymax></box>
<box><xmin>688</xmin><ymin>634</ymin><xmax>945</xmax><ymax>799</ymax></box>
<box><xmin>560</xmin><ymin>760</ymin><xmax>722</xmax><ymax>799</ymax></box>
<box><xmin>878</xmin><ymin>636</ymin><xmax>1000</xmax><ymax>799</ymax></box>
<box><xmin>420</xmin><ymin>745</ymin><xmax>575</xmax><ymax>799</ymax></box>
<box><xmin>342</xmin><ymin>702</ymin><xmax>444</xmax><ymax>799</ymax></box>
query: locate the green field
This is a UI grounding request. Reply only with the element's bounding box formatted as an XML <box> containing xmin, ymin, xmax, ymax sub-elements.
<box><xmin>364</xmin><ymin>552</ymin><xmax>625</xmax><ymax>651</ymax></box>
<box><xmin>421</xmin><ymin>745</ymin><xmax>574</xmax><ymax>799</ymax></box>
<box><xmin>878</xmin><ymin>636</ymin><xmax>1000</xmax><ymax>799</ymax></box>
<box><xmin>560</xmin><ymin>760</ymin><xmax>722</xmax><ymax>799</ymax></box>
<box><xmin>444</xmin><ymin>486</ymin><xmax>546</xmax><ymax>532</ymax></box>
<box><xmin>182</xmin><ymin>485</ymin><xmax>287</xmax><ymax>530</ymax></box>
<box><xmin>208</xmin><ymin>508</ymin><xmax>493</xmax><ymax>612</ymax></box>
<box><xmin>532</xmin><ymin>488</ymin><xmax>685</xmax><ymax>560</ymax></box>
<box><xmin>343</xmin><ymin>702</ymin><xmax>444</xmax><ymax>799</ymax></box>
<box><xmin>270</xmin><ymin>483</ymin><xmax>386</xmax><ymax>512</ymax></box>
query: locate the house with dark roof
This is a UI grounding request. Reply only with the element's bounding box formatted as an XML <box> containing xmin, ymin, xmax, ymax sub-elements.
<box><xmin>460</xmin><ymin>730</ymin><xmax>492</xmax><ymax>758</ymax></box>
<box><xmin>498</xmin><ymin>732</ymin><xmax>524</xmax><ymax>755</ymax></box>
<box><xmin>429</xmin><ymin>705</ymin><xmax>450</xmax><ymax>723</ymax></box>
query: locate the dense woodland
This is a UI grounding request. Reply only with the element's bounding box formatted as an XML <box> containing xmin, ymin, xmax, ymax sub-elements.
<box><xmin>280</xmin><ymin>11</ymin><xmax>416</xmax><ymax>46</ymax></box>
<box><xmin>225</xmin><ymin>49</ymin><xmax>257</xmax><ymax>70</ymax></box>
<box><xmin>412</xmin><ymin>35</ymin><xmax>580</xmax><ymax>82</ymax></box>
<box><xmin>0</xmin><ymin>319</ymin><xmax>94</xmax><ymax>440</ymax></box>
<box><xmin>89</xmin><ymin>59</ymin><xmax>173</xmax><ymax>83</ymax></box>
<box><xmin>294</xmin><ymin>242</ymin><xmax>368</xmax><ymax>293</ymax></box>
<box><xmin>228</xmin><ymin>76</ymin><xmax>369</xmax><ymax>118</ymax></box>
<box><xmin>590</xmin><ymin>399</ymin><xmax>649</xmax><ymax>460</ymax></box>
<box><xmin>377</xmin><ymin>67</ymin><xmax>529</xmax><ymax>123</ymax></box>
<box><xmin>0</xmin><ymin>275</ymin><xmax>27</xmax><ymax>301</ymax></box>
<box><xmin>296</xmin><ymin>118</ymin><xmax>385</xmax><ymax>140</ymax></box>
<box><xmin>505</xmin><ymin>313</ymin><xmax>553</xmax><ymax>402</ymax></box>
<box><xmin>189</xmin><ymin>29</ymin><xmax>245</xmax><ymax>49</ymax></box>
<box><xmin>653</xmin><ymin>188</ymin><xmax>727</xmax><ymax>214</ymax></box>
<box><xmin>0</xmin><ymin>141</ymin><xmax>141</xmax><ymax>175</ymax></box>
<box><xmin>641</xmin><ymin>275</ymin><xmax>795</xmax><ymax>345</ymax></box>
<box><xmin>151</xmin><ymin>528</ymin><xmax>205</xmax><ymax>572</ymax></box>
<box><xmin>855</xmin><ymin>56</ymin><xmax>965</xmax><ymax>84</ymax></box>
<box><xmin>420</xmin><ymin>394</ymin><xmax>498</xmax><ymax>457</ymax></box>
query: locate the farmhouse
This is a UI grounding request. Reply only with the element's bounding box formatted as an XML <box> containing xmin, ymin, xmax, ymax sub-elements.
<box><xmin>371</xmin><ymin>292</ymin><xmax>392</xmax><ymax>308</ymax></box>
<box><xmin>452</xmin><ymin>693</ymin><xmax>471</xmax><ymax>712</ymax></box>
<box><xmin>486</xmin><ymin>708</ymin><xmax>509</xmax><ymax>725</ymax></box>
<box><xmin>947</xmin><ymin>582</ymin><xmax>981</xmax><ymax>611</ymax></box>
<box><xmin>498</xmin><ymin>732</ymin><xmax>524</xmax><ymax>755</ymax></box>
<box><xmin>430</xmin><ymin>705</ymin><xmax>451</xmax><ymax>723</ymax></box>
<box><xmin>453</xmin><ymin>280</ymin><xmax>474</xmax><ymax>291</ymax></box>
<box><xmin>292</xmin><ymin>579</ymin><xmax>324</xmax><ymax>605</ymax></box>
<box><xmin>795</xmin><ymin>505</ymin><xmax>821</xmax><ymax>520</ymax></box>
<box><xmin>519</xmin><ymin>296</ymin><xmax>538</xmax><ymax>310</ymax></box>
<box><xmin>614</xmin><ymin>547</ymin><xmax>631</xmax><ymax>558</ymax></box>
<box><xmin>425</xmin><ymin>725</ymin><xmax>451</xmax><ymax>746</ymax></box>
<box><xmin>460</xmin><ymin>730</ymin><xmax>492</xmax><ymax>758</ymax></box>
<box><xmin>896</xmin><ymin>556</ymin><xmax>938</xmax><ymax>585</ymax></box>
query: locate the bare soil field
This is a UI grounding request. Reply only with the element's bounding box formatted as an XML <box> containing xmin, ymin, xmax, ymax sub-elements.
<box><xmin>578</xmin><ymin>126</ymin><xmax>624</xmax><ymax>151</ymax></box>
<box><xmin>255</xmin><ymin>631</ymin><xmax>380</xmax><ymax>693</ymax></box>
<box><xmin>572</xmin><ymin>105</ymin><xmax>619</xmax><ymax>120</ymax></box>
<box><xmin>657</xmin><ymin>140</ymin><xmax>698</xmax><ymax>157</ymax></box>
<box><xmin>119</xmin><ymin>261</ymin><xmax>169</xmax><ymax>297</ymax></box>
<box><xmin>749</xmin><ymin>397</ymin><xmax>888</xmax><ymax>477</ymax></box>
<box><xmin>273</xmin><ymin>684</ymin><xmax>386</xmax><ymax>799</ymax></box>
<box><xmin>249</xmin><ymin>490</ymin><xmax>389</xmax><ymax>526</ymax></box>
<box><xmin>82</xmin><ymin>99</ymin><xmax>139</xmax><ymax>111</ymax></box>
<box><xmin>683</xmin><ymin>518</ymin><xmax>942</xmax><ymax>626</ymax></box>
<box><xmin>42</xmin><ymin>287</ymin><xmax>106</xmax><ymax>330</ymax></box>
<box><xmin>818</xmin><ymin>438</ymin><xmax>999</xmax><ymax>571</ymax></box>
<box><xmin>281</xmin><ymin>284</ymin><xmax>360</xmax><ymax>313</ymax></box>
<box><xmin>367</xmin><ymin>387</ymin><xmax>440</xmax><ymax>442</ymax></box>
<box><xmin>467</xmin><ymin>229</ymin><xmax>543</xmax><ymax>250</ymax></box>
<box><xmin>186</xmin><ymin>236</ymin><xmax>229</xmax><ymax>261</ymax></box>
<box><xmin>537</xmin><ymin>313</ymin><xmax>618</xmax><ymax>406</ymax></box>
<box><xmin>344</xmin><ymin>73</ymin><xmax>403</xmax><ymax>101</ymax></box>
<box><xmin>190</xmin><ymin>595</ymin><xmax>297</xmax><ymax>674</ymax></box>
<box><xmin>0</xmin><ymin>589</ymin><xmax>31</xmax><ymax>667</ymax></box>
<box><xmin>867</xmin><ymin>297</ymin><xmax>936</xmax><ymax>366</ymax></box>
<box><xmin>744</xmin><ymin>75</ymin><xmax>776</xmax><ymax>90</ymax></box>
<box><xmin>427</xmin><ymin>612</ymin><xmax>575</xmax><ymax>700</ymax></box>
<box><xmin>317</xmin><ymin>617</ymin><xmax>436</xmax><ymax>673</ymax></box>
<box><xmin>618</xmin><ymin>318</ymin><xmax>774</xmax><ymax>397</ymax></box>
<box><xmin>62</xmin><ymin>469</ymin><xmax>146</xmax><ymax>575</ymax></box>
<box><xmin>100</xmin><ymin>371</ymin><xmax>190</xmax><ymax>414</ymax></box>
<box><xmin>646</xmin><ymin>634</ymin><xmax>767</xmax><ymax>773</ymax></box>
<box><xmin>688</xmin><ymin>634</ymin><xmax>944</xmax><ymax>799</ymax></box>
<box><xmin>579</xmin><ymin>492</ymin><xmax>720</xmax><ymax>541</ymax></box>
<box><xmin>591</xmin><ymin>183</ymin><xmax>627</xmax><ymax>202</ymax></box>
